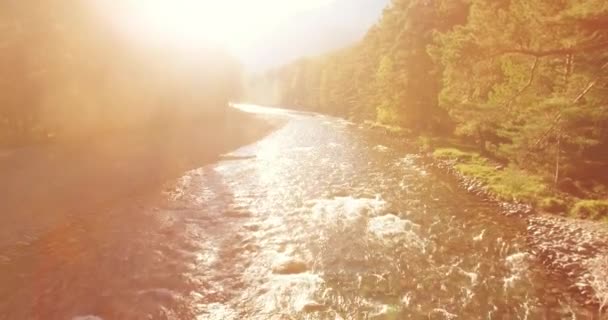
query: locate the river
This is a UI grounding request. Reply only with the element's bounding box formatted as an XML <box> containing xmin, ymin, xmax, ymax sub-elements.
<box><xmin>0</xmin><ymin>104</ymin><xmax>601</xmax><ymax>319</ymax></box>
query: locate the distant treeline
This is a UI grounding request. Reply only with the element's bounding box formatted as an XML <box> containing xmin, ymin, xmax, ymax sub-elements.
<box><xmin>254</xmin><ymin>0</ymin><xmax>608</xmax><ymax>191</ymax></box>
<box><xmin>0</xmin><ymin>0</ymin><xmax>241</xmax><ymax>146</ymax></box>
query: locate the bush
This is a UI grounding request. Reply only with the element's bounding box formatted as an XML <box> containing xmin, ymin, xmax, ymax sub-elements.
<box><xmin>570</xmin><ymin>200</ymin><xmax>608</xmax><ymax>220</ymax></box>
<box><xmin>486</xmin><ymin>168</ymin><xmax>548</xmax><ymax>203</ymax></box>
<box><xmin>417</xmin><ymin>136</ymin><xmax>432</xmax><ymax>152</ymax></box>
<box><xmin>435</xmin><ymin>147</ymin><xmax>548</xmax><ymax>202</ymax></box>
<box><xmin>433</xmin><ymin>148</ymin><xmax>481</xmax><ymax>162</ymax></box>
<box><xmin>538</xmin><ymin>197</ymin><xmax>568</xmax><ymax>213</ymax></box>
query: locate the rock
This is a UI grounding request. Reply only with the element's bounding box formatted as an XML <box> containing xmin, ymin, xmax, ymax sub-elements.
<box><xmin>72</xmin><ymin>316</ymin><xmax>103</xmax><ymax>320</ymax></box>
<box><xmin>243</xmin><ymin>223</ymin><xmax>260</xmax><ymax>231</ymax></box>
<box><xmin>0</xmin><ymin>255</ymin><xmax>11</xmax><ymax>264</ymax></box>
<box><xmin>271</xmin><ymin>257</ymin><xmax>308</xmax><ymax>275</ymax></box>
<box><xmin>301</xmin><ymin>301</ymin><xmax>327</xmax><ymax>313</ymax></box>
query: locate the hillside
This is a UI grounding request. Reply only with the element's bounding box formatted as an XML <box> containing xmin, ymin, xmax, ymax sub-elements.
<box><xmin>242</xmin><ymin>0</ymin><xmax>390</xmax><ymax>71</ymax></box>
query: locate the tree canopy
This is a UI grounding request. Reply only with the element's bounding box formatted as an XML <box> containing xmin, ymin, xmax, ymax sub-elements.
<box><xmin>259</xmin><ymin>0</ymin><xmax>608</xmax><ymax>192</ymax></box>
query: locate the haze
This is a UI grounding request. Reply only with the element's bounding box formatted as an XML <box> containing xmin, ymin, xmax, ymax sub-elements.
<box><xmin>2</xmin><ymin>0</ymin><xmax>608</xmax><ymax>318</ymax></box>
<box><xmin>94</xmin><ymin>0</ymin><xmax>388</xmax><ymax>71</ymax></box>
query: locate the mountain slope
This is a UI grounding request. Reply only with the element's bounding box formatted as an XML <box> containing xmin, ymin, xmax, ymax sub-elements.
<box><xmin>242</xmin><ymin>0</ymin><xmax>390</xmax><ymax>71</ymax></box>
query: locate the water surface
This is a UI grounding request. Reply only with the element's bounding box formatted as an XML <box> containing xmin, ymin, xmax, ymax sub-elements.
<box><xmin>0</xmin><ymin>105</ymin><xmax>596</xmax><ymax>319</ymax></box>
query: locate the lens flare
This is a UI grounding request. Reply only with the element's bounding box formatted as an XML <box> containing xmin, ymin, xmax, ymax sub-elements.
<box><xmin>93</xmin><ymin>0</ymin><xmax>335</xmax><ymax>52</ymax></box>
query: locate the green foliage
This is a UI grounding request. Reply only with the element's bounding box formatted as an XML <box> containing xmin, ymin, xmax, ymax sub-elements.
<box><xmin>416</xmin><ymin>135</ymin><xmax>432</xmax><ymax>152</ymax></box>
<box><xmin>457</xmin><ymin>164</ymin><xmax>548</xmax><ymax>202</ymax></box>
<box><xmin>264</xmin><ymin>0</ymin><xmax>469</xmax><ymax>130</ymax></box>
<box><xmin>435</xmin><ymin>0</ymin><xmax>608</xmax><ymax>171</ymax></box>
<box><xmin>433</xmin><ymin>148</ymin><xmax>480</xmax><ymax>162</ymax></box>
<box><xmin>538</xmin><ymin>197</ymin><xmax>568</xmax><ymax>213</ymax></box>
<box><xmin>434</xmin><ymin>147</ymin><xmax>549</xmax><ymax>202</ymax></box>
<box><xmin>570</xmin><ymin>200</ymin><xmax>608</xmax><ymax>220</ymax></box>
<box><xmin>487</xmin><ymin>168</ymin><xmax>548</xmax><ymax>203</ymax></box>
<box><xmin>254</xmin><ymin>0</ymin><xmax>608</xmax><ymax>215</ymax></box>
<box><xmin>383</xmin><ymin>305</ymin><xmax>401</xmax><ymax>320</ymax></box>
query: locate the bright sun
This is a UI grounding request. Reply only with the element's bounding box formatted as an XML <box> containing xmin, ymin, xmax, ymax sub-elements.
<box><xmin>93</xmin><ymin>0</ymin><xmax>335</xmax><ymax>53</ymax></box>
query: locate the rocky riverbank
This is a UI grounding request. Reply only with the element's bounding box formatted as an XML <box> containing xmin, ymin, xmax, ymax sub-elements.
<box><xmin>430</xmin><ymin>153</ymin><xmax>608</xmax><ymax>314</ymax></box>
<box><xmin>360</xmin><ymin>121</ymin><xmax>608</xmax><ymax>313</ymax></box>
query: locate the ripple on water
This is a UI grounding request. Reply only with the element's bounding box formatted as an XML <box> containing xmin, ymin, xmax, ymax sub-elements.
<box><xmin>196</xmin><ymin>303</ymin><xmax>238</xmax><ymax>320</ymax></box>
<box><xmin>309</xmin><ymin>196</ymin><xmax>386</xmax><ymax>223</ymax></box>
<box><xmin>367</xmin><ymin>214</ymin><xmax>426</xmax><ymax>251</ymax></box>
<box><xmin>504</xmin><ymin>252</ymin><xmax>531</xmax><ymax>290</ymax></box>
<box><xmin>72</xmin><ymin>316</ymin><xmax>103</xmax><ymax>320</ymax></box>
<box><xmin>259</xmin><ymin>273</ymin><xmax>325</xmax><ymax>314</ymax></box>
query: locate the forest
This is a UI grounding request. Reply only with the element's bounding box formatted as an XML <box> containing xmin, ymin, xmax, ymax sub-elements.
<box><xmin>0</xmin><ymin>0</ymin><xmax>241</xmax><ymax>146</ymax></box>
<box><xmin>255</xmin><ymin>0</ymin><xmax>608</xmax><ymax>219</ymax></box>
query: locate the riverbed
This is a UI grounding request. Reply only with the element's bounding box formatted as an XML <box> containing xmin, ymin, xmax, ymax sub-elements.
<box><xmin>0</xmin><ymin>104</ymin><xmax>603</xmax><ymax>319</ymax></box>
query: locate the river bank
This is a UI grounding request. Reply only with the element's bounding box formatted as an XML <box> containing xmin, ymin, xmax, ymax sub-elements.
<box><xmin>360</xmin><ymin>120</ymin><xmax>608</xmax><ymax>313</ymax></box>
<box><xmin>1</xmin><ymin>105</ymin><xmax>604</xmax><ymax>318</ymax></box>
<box><xmin>0</xmin><ymin>108</ymin><xmax>283</xmax><ymax>249</ymax></box>
<box><xmin>430</xmin><ymin>147</ymin><xmax>608</xmax><ymax>310</ymax></box>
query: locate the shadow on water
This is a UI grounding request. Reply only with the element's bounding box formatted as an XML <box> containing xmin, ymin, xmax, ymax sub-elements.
<box><xmin>0</xmin><ymin>165</ymin><xmax>263</xmax><ymax>319</ymax></box>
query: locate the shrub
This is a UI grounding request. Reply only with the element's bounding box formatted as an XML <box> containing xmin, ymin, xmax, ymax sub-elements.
<box><xmin>433</xmin><ymin>148</ymin><xmax>481</xmax><ymax>162</ymax></box>
<box><xmin>538</xmin><ymin>197</ymin><xmax>568</xmax><ymax>213</ymax></box>
<box><xmin>570</xmin><ymin>200</ymin><xmax>608</xmax><ymax>220</ymax></box>
<box><xmin>417</xmin><ymin>136</ymin><xmax>432</xmax><ymax>152</ymax></box>
<box><xmin>488</xmin><ymin>168</ymin><xmax>548</xmax><ymax>202</ymax></box>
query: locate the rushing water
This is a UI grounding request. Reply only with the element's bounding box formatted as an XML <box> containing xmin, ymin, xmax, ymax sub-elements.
<box><xmin>0</xmin><ymin>105</ymin><xmax>601</xmax><ymax>319</ymax></box>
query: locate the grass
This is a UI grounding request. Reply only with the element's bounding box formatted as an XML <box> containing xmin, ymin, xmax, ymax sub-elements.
<box><xmin>433</xmin><ymin>148</ymin><xmax>549</xmax><ymax>203</ymax></box>
<box><xmin>432</xmin><ymin>147</ymin><xmax>608</xmax><ymax>221</ymax></box>
<box><xmin>363</xmin><ymin>120</ymin><xmax>409</xmax><ymax>135</ymax></box>
<box><xmin>570</xmin><ymin>200</ymin><xmax>608</xmax><ymax>220</ymax></box>
<box><xmin>538</xmin><ymin>197</ymin><xmax>568</xmax><ymax>213</ymax></box>
<box><xmin>364</xmin><ymin>125</ymin><xmax>607</xmax><ymax>220</ymax></box>
<box><xmin>384</xmin><ymin>305</ymin><xmax>400</xmax><ymax>320</ymax></box>
<box><xmin>433</xmin><ymin>148</ymin><xmax>481</xmax><ymax>162</ymax></box>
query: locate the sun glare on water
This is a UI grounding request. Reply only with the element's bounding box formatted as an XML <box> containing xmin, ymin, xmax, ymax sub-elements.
<box><xmin>94</xmin><ymin>0</ymin><xmax>335</xmax><ymax>53</ymax></box>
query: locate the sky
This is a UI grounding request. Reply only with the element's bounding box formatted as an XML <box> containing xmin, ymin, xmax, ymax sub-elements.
<box><xmin>93</xmin><ymin>0</ymin><xmax>389</xmax><ymax>71</ymax></box>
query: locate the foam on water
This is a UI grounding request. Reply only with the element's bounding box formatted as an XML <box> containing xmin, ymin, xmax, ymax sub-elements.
<box><xmin>197</xmin><ymin>303</ymin><xmax>238</xmax><ymax>320</ymax></box>
<box><xmin>504</xmin><ymin>252</ymin><xmax>531</xmax><ymax>290</ymax></box>
<box><xmin>368</xmin><ymin>214</ymin><xmax>418</xmax><ymax>237</ymax></box>
<box><xmin>368</xmin><ymin>214</ymin><xmax>426</xmax><ymax>252</ymax></box>
<box><xmin>72</xmin><ymin>316</ymin><xmax>103</xmax><ymax>320</ymax></box>
<box><xmin>252</xmin><ymin>272</ymin><xmax>325</xmax><ymax>315</ymax></box>
<box><xmin>473</xmin><ymin>229</ymin><xmax>486</xmax><ymax>242</ymax></box>
<box><xmin>373</xmin><ymin>145</ymin><xmax>389</xmax><ymax>152</ymax></box>
<box><xmin>309</xmin><ymin>196</ymin><xmax>387</xmax><ymax>223</ymax></box>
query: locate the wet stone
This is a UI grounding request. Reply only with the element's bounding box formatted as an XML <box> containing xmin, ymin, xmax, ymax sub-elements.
<box><xmin>301</xmin><ymin>301</ymin><xmax>327</xmax><ymax>313</ymax></box>
<box><xmin>271</xmin><ymin>257</ymin><xmax>309</xmax><ymax>275</ymax></box>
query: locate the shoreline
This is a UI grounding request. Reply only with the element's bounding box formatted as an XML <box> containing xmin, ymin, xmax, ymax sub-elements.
<box><xmin>430</xmin><ymin>152</ymin><xmax>608</xmax><ymax>309</ymax></box>
<box><xmin>360</xmin><ymin>120</ymin><xmax>608</xmax><ymax>311</ymax></box>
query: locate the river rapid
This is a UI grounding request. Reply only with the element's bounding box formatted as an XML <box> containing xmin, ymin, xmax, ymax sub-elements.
<box><xmin>0</xmin><ymin>105</ymin><xmax>602</xmax><ymax>319</ymax></box>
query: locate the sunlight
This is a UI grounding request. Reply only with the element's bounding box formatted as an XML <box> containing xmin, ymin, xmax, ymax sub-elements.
<box><xmin>93</xmin><ymin>0</ymin><xmax>336</xmax><ymax>53</ymax></box>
